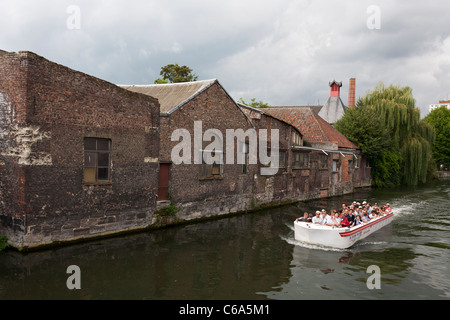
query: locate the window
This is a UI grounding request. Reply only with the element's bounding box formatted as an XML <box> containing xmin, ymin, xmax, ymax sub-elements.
<box><xmin>348</xmin><ymin>160</ymin><xmax>353</xmax><ymax>173</ymax></box>
<box><xmin>332</xmin><ymin>160</ymin><xmax>339</xmax><ymax>172</ymax></box>
<box><xmin>84</xmin><ymin>138</ymin><xmax>111</xmax><ymax>183</ymax></box>
<box><xmin>319</xmin><ymin>154</ymin><xmax>328</xmax><ymax>169</ymax></box>
<box><xmin>292</xmin><ymin>152</ymin><xmax>309</xmax><ymax>168</ymax></box>
<box><xmin>199</xmin><ymin>149</ymin><xmax>223</xmax><ymax>178</ymax></box>
<box><xmin>292</xmin><ymin>131</ymin><xmax>302</xmax><ymax>146</ymax></box>
<box><xmin>263</xmin><ymin>150</ymin><xmax>286</xmax><ymax>168</ymax></box>
<box><xmin>279</xmin><ymin>151</ymin><xmax>286</xmax><ymax>168</ymax></box>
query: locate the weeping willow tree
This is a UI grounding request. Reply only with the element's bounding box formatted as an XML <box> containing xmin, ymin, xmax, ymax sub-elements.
<box><xmin>358</xmin><ymin>83</ymin><xmax>435</xmax><ymax>186</ymax></box>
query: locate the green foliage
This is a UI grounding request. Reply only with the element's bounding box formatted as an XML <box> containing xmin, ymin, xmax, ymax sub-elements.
<box><xmin>154</xmin><ymin>193</ymin><xmax>181</xmax><ymax>217</ymax></box>
<box><xmin>157</xmin><ymin>64</ymin><xmax>198</xmax><ymax>83</ymax></box>
<box><xmin>239</xmin><ymin>98</ymin><xmax>269</xmax><ymax>108</ymax></box>
<box><xmin>424</xmin><ymin>105</ymin><xmax>450</xmax><ymax>167</ymax></box>
<box><xmin>335</xmin><ymin>82</ymin><xmax>435</xmax><ymax>187</ymax></box>
<box><xmin>0</xmin><ymin>236</ymin><xmax>9</xmax><ymax>252</ymax></box>
<box><xmin>335</xmin><ymin>100</ymin><xmax>400</xmax><ymax>187</ymax></box>
<box><xmin>154</xmin><ymin>78</ymin><xmax>169</xmax><ymax>84</ymax></box>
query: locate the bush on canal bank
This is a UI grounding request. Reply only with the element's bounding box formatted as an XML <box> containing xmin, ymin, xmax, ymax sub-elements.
<box><xmin>0</xmin><ymin>236</ymin><xmax>9</xmax><ymax>252</ymax></box>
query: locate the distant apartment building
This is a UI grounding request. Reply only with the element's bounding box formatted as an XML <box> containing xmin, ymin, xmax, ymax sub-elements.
<box><xmin>429</xmin><ymin>100</ymin><xmax>450</xmax><ymax>112</ymax></box>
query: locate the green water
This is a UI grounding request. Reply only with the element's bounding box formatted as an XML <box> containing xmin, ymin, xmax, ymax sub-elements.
<box><xmin>1</xmin><ymin>181</ymin><xmax>449</xmax><ymax>300</ymax></box>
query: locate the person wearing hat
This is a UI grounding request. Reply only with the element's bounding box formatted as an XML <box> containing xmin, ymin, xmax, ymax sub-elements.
<box><xmin>385</xmin><ymin>203</ymin><xmax>392</xmax><ymax>212</ymax></box>
<box><xmin>312</xmin><ymin>210</ymin><xmax>323</xmax><ymax>224</ymax></box>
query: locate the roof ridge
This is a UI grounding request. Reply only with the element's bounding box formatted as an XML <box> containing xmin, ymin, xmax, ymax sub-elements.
<box><xmin>119</xmin><ymin>79</ymin><xmax>217</xmax><ymax>88</ymax></box>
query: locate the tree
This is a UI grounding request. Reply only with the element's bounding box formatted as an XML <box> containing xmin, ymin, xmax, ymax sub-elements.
<box><xmin>335</xmin><ymin>83</ymin><xmax>435</xmax><ymax>187</ymax></box>
<box><xmin>424</xmin><ymin>105</ymin><xmax>450</xmax><ymax>168</ymax></box>
<box><xmin>155</xmin><ymin>64</ymin><xmax>198</xmax><ymax>84</ymax></box>
<box><xmin>334</xmin><ymin>100</ymin><xmax>400</xmax><ymax>187</ymax></box>
<box><xmin>239</xmin><ymin>98</ymin><xmax>269</xmax><ymax>108</ymax></box>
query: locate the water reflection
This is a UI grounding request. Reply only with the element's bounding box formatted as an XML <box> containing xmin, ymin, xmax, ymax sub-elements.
<box><xmin>263</xmin><ymin>239</ymin><xmax>417</xmax><ymax>299</ymax></box>
<box><xmin>0</xmin><ymin>211</ymin><xmax>294</xmax><ymax>300</ymax></box>
<box><xmin>1</xmin><ymin>181</ymin><xmax>449</xmax><ymax>300</ymax></box>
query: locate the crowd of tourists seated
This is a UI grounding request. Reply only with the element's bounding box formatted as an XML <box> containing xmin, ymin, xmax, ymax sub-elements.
<box><xmin>295</xmin><ymin>201</ymin><xmax>392</xmax><ymax>228</ymax></box>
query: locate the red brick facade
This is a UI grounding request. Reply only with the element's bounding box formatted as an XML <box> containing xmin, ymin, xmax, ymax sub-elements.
<box><xmin>0</xmin><ymin>51</ymin><xmax>160</xmax><ymax>249</ymax></box>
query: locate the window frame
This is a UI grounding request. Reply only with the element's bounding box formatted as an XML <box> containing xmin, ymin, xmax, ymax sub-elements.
<box><xmin>83</xmin><ymin>138</ymin><xmax>112</xmax><ymax>184</ymax></box>
<box><xmin>199</xmin><ymin>149</ymin><xmax>224</xmax><ymax>179</ymax></box>
<box><xmin>292</xmin><ymin>151</ymin><xmax>310</xmax><ymax>169</ymax></box>
<box><xmin>319</xmin><ymin>154</ymin><xmax>328</xmax><ymax>170</ymax></box>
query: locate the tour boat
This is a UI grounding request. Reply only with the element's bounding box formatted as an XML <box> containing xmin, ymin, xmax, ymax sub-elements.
<box><xmin>294</xmin><ymin>213</ymin><xmax>394</xmax><ymax>249</ymax></box>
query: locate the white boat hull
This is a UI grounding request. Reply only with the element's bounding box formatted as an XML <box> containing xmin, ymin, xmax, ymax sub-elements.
<box><xmin>294</xmin><ymin>213</ymin><xmax>394</xmax><ymax>249</ymax></box>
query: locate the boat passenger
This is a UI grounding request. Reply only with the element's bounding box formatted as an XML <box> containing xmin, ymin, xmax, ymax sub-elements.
<box><xmin>324</xmin><ymin>211</ymin><xmax>335</xmax><ymax>226</ymax></box>
<box><xmin>331</xmin><ymin>211</ymin><xmax>341</xmax><ymax>227</ymax></box>
<box><xmin>361</xmin><ymin>212</ymin><xmax>370</xmax><ymax>223</ymax></box>
<box><xmin>312</xmin><ymin>211</ymin><xmax>323</xmax><ymax>224</ymax></box>
<box><xmin>296</xmin><ymin>212</ymin><xmax>310</xmax><ymax>222</ymax></box>
<box><xmin>320</xmin><ymin>211</ymin><xmax>327</xmax><ymax>225</ymax></box>
<box><xmin>340</xmin><ymin>212</ymin><xmax>350</xmax><ymax>227</ymax></box>
<box><xmin>385</xmin><ymin>203</ymin><xmax>392</xmax><ymax>212</ymax></box>
<box><xmin>354</xmin><ymin>215</ymin><xmax>362</xmax><ymax>226</ymax></box>
<box><xmin>344</xmin><ymin>209</ymin><xmax>354</xmax><ymax>226</ymax></box>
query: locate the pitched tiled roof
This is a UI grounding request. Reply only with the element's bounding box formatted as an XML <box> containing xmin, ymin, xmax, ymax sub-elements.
<box><xmin>120</xmin><ymin>79</ymin><xmax>217</xmax><ymax>114</ymax></box>
<box><xmin>265</xmin><ymin>106</ymin><xmax>358</xmax><ymax>149</ymax></box>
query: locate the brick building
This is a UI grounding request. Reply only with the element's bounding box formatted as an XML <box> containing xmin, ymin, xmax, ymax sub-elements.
<box><xmin>265</xmin><ymin>105</ymin><xmax>371</xmax><ymax>196</ymax></box>
<box><xmin>0</xmin><ymin>51</ymin><xmax>160</xmax><ymax>249</ymax></box>
<box><xmin>0</xmin><ymin>51</ymin><xmax>371</xmax><ymax>250</ymax></box>
<box><xmin>122</xmin><ymin>80</ymin><xmax>299</xmax><ymax>221</ymax></box>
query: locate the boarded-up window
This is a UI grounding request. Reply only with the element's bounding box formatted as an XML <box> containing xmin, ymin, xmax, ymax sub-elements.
<box><xmin>199</xmin><ymin>149</ymin><xmax>223</xmax><ymax>178</ymax></box>
<box><xmin>84</xmin><ymin>138</ymin><xmax>111</xmax><ymax>183</ymax></box>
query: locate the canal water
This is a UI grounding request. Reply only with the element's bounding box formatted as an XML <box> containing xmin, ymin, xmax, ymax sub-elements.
<box><xmin>0</xmin><ymin>181</ymin><xmax>449</xmax><ymax>300</ymax></box>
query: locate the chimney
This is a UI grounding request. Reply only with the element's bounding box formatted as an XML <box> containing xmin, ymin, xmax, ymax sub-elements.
<box><xmin>348</xmin><ymin>78</ymin><xmax>356</xmax><ymax>108</ymax></box>
<box><xmin>329</xmin><ymin>80</ymin><xmax>342</xmax><ymax>97</ymax></box>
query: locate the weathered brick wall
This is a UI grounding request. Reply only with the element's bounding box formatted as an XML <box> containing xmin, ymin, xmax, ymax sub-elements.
<box><xmin>0</xmin><ymin>51</ymin><xmax>160</xmax><ymax>249</ymax></box>
<box><xmin>162</xmin><ymin>82</ymin><xmax>256</xmax><ymax>214</ymax></box>
<box><xmin>0</xmin><ymin>52</ymin><xmax>30</xmax><ymax>245</ymax></box>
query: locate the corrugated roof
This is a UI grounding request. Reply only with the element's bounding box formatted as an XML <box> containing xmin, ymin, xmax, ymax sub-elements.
<box><xmin>265</xmin><ymin>106</ymin><xmax>357</xmax><ymax>149</ymax></box>
<box><xmin>120</xmin><ymin>79</ymin><xmax>217</xmax><ymax>114</ymax></box>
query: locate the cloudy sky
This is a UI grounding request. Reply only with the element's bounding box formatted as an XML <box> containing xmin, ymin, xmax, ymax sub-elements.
<box><xmin>1</xmin><ymin>0</ymin><xmax>449</xmax><ymax>117</ymax></box>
